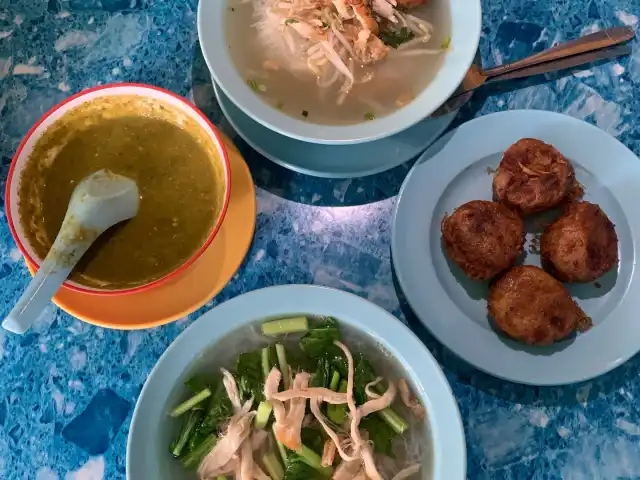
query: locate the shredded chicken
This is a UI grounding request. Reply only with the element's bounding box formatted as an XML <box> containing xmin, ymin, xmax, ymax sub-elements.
<box><xmin>332</xmin><ymin>460</ymin><xmax>363</xmax><ymax>480</ymax></box>
<box><xmin>398</xmin><ymin>378</ymin><xmax>425</xmax><ymax>420</ymax></box>
<box><xmin>360</xmin><ymin>379</ymin><xmax>396</xmax><ymax>417</ymax></box>
<box><xmin>322</xmin><ymin>439</ymin><xmax>337</xmax><ymax>467</ymax></box>
<box><xmin>268</xmin><ymin>386</ymin><xmax>348</xmax><ymax>404</ymax></box>
<box><xmin>197</xmin><ymin>412</ymin><xmax>256</xmax><ymax>478</ymax></box>
<box><xmin>310</xmin><ymin>398</ymin><xmax>360</xmax><ymax>461</ymax></box>
<box><xmin>274</xmin><ymin>372</ymin><xmax>311</xmax><ymax>450</ymax></box>
<box><xmin>194</xmin><ymin>339</ymin><xmax>422</xmax><ymax>480</ymax></box>
<box><xmin>361</xmin><ymin>443</ymin><xmax>383</xmax><ymax>480</ymax></box>
<box><xmin>264</xmin><ymin>367</ymin><xmax>287</xmax><ymax>422</ymax></box>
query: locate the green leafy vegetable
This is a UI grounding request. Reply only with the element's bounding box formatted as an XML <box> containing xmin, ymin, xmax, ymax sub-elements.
<box><xmin>300</xmin><ymin>317</ymin><xmax>340</xmax><ymax>359</ymax></box>
<box><xmin>171</xmin><ymin>407</ymin><xmax>204</xmax><ymax>457</ymax></box>
<box><xmin>360</xmin><ymin>415</ymin><xmax>398</xmax><ymax>457</ymax></box>
<box><xmin>187</xmin><ymin>382</ymin><xmax>233</xmax><ymax>451</ymax></box>
<box><xmin>283</xmin><ymin>453</ymin><xmax>327</xmax><ymax>480</ymax></box>
<box><xmin>352</xmin><ymin>354</ymin><xmax>376</xmax><ymax>405</ymax></box>
<box><xmin>379</xmin><ymin>27</ymin><xmax>415</xmax><ymax>49</ymax></box>
<box><xmin>326</xmin><ymin>380</ymin><xmax>347</xmax><ymax>425</ymax></box>
<box><xmin>170</xmin><ymin>388</ymin><xmax>212</xmax><ymax>417</ymax></box>
<box><xmin>300</xmin><ymin>427</ymin><xmax>325</xmax><ymax>456</ymax></box>
<box><xmin>309</xmin><ymin>357</ymin><xmax>331</xmax><ymax>389</ymax></box>
<box><xmin>184</xmin><ymin>375</ymin><xmax>213</xmax><ymax>393</ymax></box>
<box><xmin>237</xmin><ymin>350</ymin><xmax>265</xmax><ymax>402</ymax></box>
<box><xmin>182</xmin><ymin>434</ymin><xmax>217</xmax><ymax>470</ymax></box>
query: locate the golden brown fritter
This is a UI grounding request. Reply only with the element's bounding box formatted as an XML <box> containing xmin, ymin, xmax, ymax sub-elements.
<box><xmin>488</xmin><ymin>265</ymin><xmax>591</xmax><ymax>345</ymax></box>
<box><xmin>541</xmin><ymin>201</ymin><xmax>618</xmax><ymax>282</ymax></box>
<box><xmin>441</xmin><ymin>200</ymin><xmax>525</xmax><ymax>280</ymax></box>
<box><xmin>493</xmin><ymin>138</ymin><xmax>579</xmax><ymax>215</ymax></box>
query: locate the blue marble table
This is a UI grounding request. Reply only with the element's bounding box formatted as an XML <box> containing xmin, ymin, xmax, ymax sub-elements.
<box><xmin>1</xmin><ymin>0</ymin><xmax>640</xmax><ymax>478</ymax></box>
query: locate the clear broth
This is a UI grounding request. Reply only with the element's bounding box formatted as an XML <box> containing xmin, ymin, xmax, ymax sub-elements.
<box><xmin>226</xmin><ymin>0</ymin><xmax>451</xmax><ymax>125</ymax></box>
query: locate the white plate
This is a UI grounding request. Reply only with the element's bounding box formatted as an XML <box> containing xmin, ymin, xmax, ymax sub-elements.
<box><xmin>391</xmin><ymin>110</ymin><xmax>640</xmax><ymax>386</ymax></box>
<box><xmin>127</xmin><ymin>285</ymin><xmax>466</xmax><ymax>479</ymax></box>
<box><xmin>213</xmin><ymin>82</ymin><xmax>458</xmax><ymax>178</ymax></box>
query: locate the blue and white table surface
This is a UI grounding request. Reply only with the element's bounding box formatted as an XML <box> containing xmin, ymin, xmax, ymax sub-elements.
<box><xmin>1</xmin><ymin>0</ymin><xmax>640</xmax><ymax>478</ymax></box>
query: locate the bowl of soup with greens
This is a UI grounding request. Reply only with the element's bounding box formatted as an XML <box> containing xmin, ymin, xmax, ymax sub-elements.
<box><xmin>5</xmin><ymin>84</ymin><xmax>231</xmax><ymax>295</ymax></box>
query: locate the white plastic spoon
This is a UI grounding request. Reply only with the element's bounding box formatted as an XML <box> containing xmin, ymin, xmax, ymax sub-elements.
<box><xmin>2</xmin><ymin>169</ymin><xmax>140</xmax><ymax>334</ymax></box>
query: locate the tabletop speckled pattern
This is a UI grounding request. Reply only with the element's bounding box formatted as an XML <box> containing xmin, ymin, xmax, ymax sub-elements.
<box><xmin>0</xmin><ymin>0</ymin><xmax>639</xmax><ymax>478</ymax></box>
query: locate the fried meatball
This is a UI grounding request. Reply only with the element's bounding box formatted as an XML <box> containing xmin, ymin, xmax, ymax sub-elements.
<box><xmin>493</xmin><ymin>138</ymin><xmax>579</xmax><ymax>215</ymax></box>
<box><xmin>541</xmin><ymin>201</ymin><xmax>618</xmax><ymax>282</ymax></box>
<box><xmin>441</xmin><ymin>200</ymin><xmax>525</xmax><ymax>280</ymax></box>
<box><xmin>488</xmin><ymin>265</ymin><xmax>591</xmax><ymax>345</ymax></box>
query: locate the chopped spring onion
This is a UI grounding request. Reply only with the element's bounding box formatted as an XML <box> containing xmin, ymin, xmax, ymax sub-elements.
<box><xmin>247</xmin><ymin>79</ymin><xmax>259</xmax><ymax>91</ymax></box>
<box><xmin>261</xmin><ymin>317</ymin><xmax>309</xmax><ymax>336</ymax></box>
<box><xmin>170</xmin><ymin>388</ymin><xmax>211</xmax><ymax>417</ymax></box>
<box><xmin>261</xmin><ymin>346</ymin><xmax>272</xmax><ymax>378</ymax></box>
<box><xmin>302</xmin><ymin>110</ymin><xmax>309</xmax><ymax>118</ymax></box>
<box><xmin>440</xmin><ymin>36</ymin><xmax>451</xmax><ymax>49</ymax></box>
<box><xmin>379</xmin><ymin>406</ymin><xmax>409</xmax><ymax>435</ymax></box>
<box><xmin>171</xmin><ymin>407</ymin><xmax>203</xmax><ymax>457</ymax></box>
<box><xmin>181</xmin><ymin>434</ymin><xmax>217</xmax><ymax>470</ymax></box>
<box><xmin>327</xmin><ymin>380</ymin><xmax>347</xmax><ymax>424</ymax></box>
<box><xmin>297</xmin><ymin>445</ymin><xmax>331</xmax><ymax>475</ymax></box>
<box><xmin>255</xmin><ymin>401</ymin><xmax>273</xmax><ymax>429</ymax></box>
<box><xmin>329</xmin><ymin>371</ymin><xmax>340</xmax><ymax>391</ymax></box>
<box><xmin>262</xmin><ymin>452</ymin><xmax>285</xmax><ymax>480</ymax></box>
<box><xmin>285</xmin><ymin>18</ymin><xmax>298</xmax><ymax>25</ymax></box>
<box><xmin>364</xmin><ymin>112</ymin><xmax>375</xmax><ymax>121</ymax></box>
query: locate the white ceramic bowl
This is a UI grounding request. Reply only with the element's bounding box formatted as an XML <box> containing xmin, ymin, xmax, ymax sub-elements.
<box><xmin>198</xmin><ymin>0</ymin><xmax>481</xmax><ymax>145</ymax></box>
<box><xmin>5</xmin><ymin>83</ymin><xmax>231</xmax><ymax>296</ymax></box>
<box><xmin>126</xmin><ymin>285</ymin><xmax>466</xmax><ymax>479</ymax></box>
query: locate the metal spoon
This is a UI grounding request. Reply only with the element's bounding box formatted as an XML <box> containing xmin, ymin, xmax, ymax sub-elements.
<box><xmin>3</xmin><ymin>169</ymin><xmax>140</xmax><ymax>334</ymax></box>
<box><xmin>434</xmin><ymin>26</ymin><xmax>635</xmax><ymax>116</ymax></box>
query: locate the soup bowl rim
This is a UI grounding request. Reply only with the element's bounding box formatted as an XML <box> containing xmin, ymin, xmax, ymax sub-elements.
<box><xmin>126</xmin><ymin>284</ymin><xmax>467</xmax><ymax>479</ymax></box>
<box><xmin>198</xmin><ymin>0</ymin><xmax>482</xmax><ymax>145</ymax></box>
<box><xmin>4</xmin><ymin>82</ymin><xmax>232</xmax><ymax>296</ymax></box>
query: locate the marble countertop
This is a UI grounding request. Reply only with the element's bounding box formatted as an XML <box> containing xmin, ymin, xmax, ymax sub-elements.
<box><xmin>1</xmin><ymin>0</ymin><xmax>640</xmax><ymax>478</ymax></box>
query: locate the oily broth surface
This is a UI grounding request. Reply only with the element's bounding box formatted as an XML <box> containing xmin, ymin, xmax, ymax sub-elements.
<box><xmin>225</xmin><ymin>0</ymin><xmax>450</xmax><ymax>125</ymax></box>
<box><xmin>18</xmin><ymin>95</ymin><xmax>226</xmax><ymax>290</ymax></box>
<box><xmin>173</xmin><ymin>316</ymin><xmax>434</xmax><ymax>478</ymax></box>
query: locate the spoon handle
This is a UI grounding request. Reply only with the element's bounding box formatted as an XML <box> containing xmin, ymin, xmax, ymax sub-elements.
<box><xmin>2</xmin><ymin>236</ymin><xmax>96</xmax><ymax>334</ymax></box>
<box><xmin>485</xmin><ymin>44</ymin><xmax>632</xmax><ymax>84</ymax></box>
<box><xmin>483</xmin><ymin>26</ymin><xmax>634</xmax><ymax>79</ymax></box>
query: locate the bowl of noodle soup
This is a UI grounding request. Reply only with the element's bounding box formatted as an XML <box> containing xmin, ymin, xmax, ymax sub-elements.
<box><xmin>127</xmin><ymin>285</ymin><xmax>466</xmax><ymax>479</ymax></box>
<box><xmin>198</xmin><ymin>0</ymin><xmax>480</xmax><ymax>144</ymax></box>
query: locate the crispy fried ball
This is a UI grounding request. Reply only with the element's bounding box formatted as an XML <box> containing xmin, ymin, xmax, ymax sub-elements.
<box><xmin>441</xmin><ymin>200</ymin><xmax>525</xmax><ymax>280</ymax></box>
<box><xmin>488</xmin><ymin>266</ymin><xmax>591</xmax><ymax>345</ymax></box>
<box><xmin>493</xmin><ymin>138</ymin><xmax>579</xmax><ymax>215</ymax></box>
<box><xmin>541</xmin><ymin>201</ymin><xmax>618</xmax><ymax>282</ymax></box>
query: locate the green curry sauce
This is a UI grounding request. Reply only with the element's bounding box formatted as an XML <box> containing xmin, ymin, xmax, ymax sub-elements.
<box><xmin>18</xmin><ymin>95</ymin><xmax>225</xmax><ymax>290</ymax></box>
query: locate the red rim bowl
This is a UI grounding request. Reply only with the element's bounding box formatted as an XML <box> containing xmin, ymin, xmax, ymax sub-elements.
<box><xmin>5</xmin><ymin>83</ymin><xmax>231</xmax><ymax>296</ymax></box>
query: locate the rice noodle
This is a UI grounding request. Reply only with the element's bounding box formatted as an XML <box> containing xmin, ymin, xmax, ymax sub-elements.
<box><xmin>391</xmin><ymin>464</ymin><xmax>421</xmax><ymax>480</ymax></box>
<box><xmin>389</xmin><ymin>49</ymin><xmax>442</xmax><ymax>58</ymax></box>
